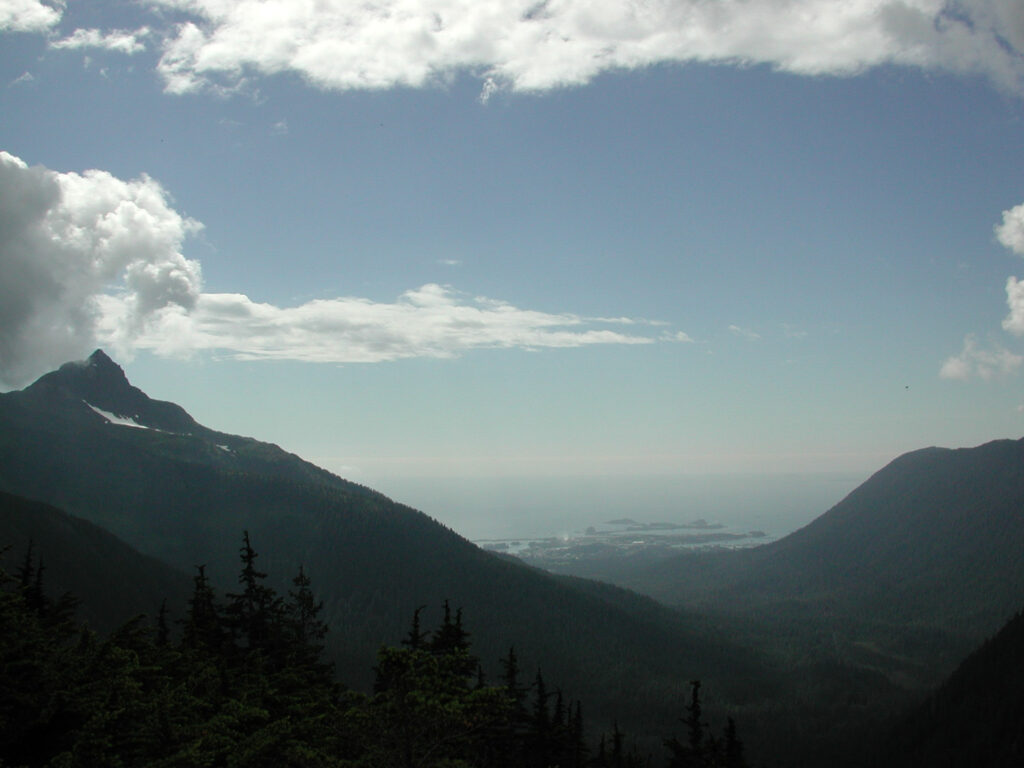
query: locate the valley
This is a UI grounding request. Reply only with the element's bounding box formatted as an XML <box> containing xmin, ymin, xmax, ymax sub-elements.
<box><xmin>2</xmin><ymin>351</ymin><xmax>1023</xmax><ymax>766</ymax></box>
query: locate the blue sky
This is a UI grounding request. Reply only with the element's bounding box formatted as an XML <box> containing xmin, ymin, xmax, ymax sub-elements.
<box><xmin>3</xmin><ymin>1</ymin><xmax>1024</xmax><ymax>518</ymax></box>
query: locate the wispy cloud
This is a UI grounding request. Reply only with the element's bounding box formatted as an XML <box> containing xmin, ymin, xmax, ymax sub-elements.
<box><xmin>729</xmin><ymin>324</ymin><xmax>761</xmax><ymax>342</ymax></box>
<box><xmin>0</xmin><ymin>0</ymin><xmax>62</xmax><ymax>33</ymax></box>
<box><xmin>50</xmin><ymin>27</ymin><xmax>150</xmax><ymax>54</ymax></box>
<box><xmin>147</xmin><ymin>0</ymin><xmax>1024</xmax><ymax>96</ymax></box>
<box><xmin>98</xmin><ymin>284</ymin><xmax>655</xmax><ymax>364</ymax></box>
<box><xmin>0</xmin><ymin>152</ymin><xmax>660</xmax><ymax>385</ymax></box>
<box><xmin>940</xmin><ymin>335</ymin><xmax>1022</xmax><ymax>380</ymax></box>
<box><xmin>782</xmin><ymin>323</ymin><xmax>808</xmax><ymax>339</ymax></box>
<box><xmin>7</xmin><ymin>70</ymin><xmax>34</xmax><ymax>87</ymax></box>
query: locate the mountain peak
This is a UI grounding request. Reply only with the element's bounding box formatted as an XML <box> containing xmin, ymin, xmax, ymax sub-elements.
<box><xmin>24</xmin><ymin>350</ymin><xmax>199</xmax><ymax>434</ymax></box>
<box><xmin>87</xmin><ymin>348</ymin><xmax>118</xmax><ymax>369</ymax></box>
<box><xmin>51</xmin><ymin>349</ymin><xmax>133</xmax><ymax>401</ymax></box>
<box><xmin>81</xmin><ymin>348</ymin><xmax>129</xmax><ymax>383</ymax></box>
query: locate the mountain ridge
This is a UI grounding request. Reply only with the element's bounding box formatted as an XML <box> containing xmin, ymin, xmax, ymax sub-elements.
<box><xmin>8</xmin><ymin>352</ymin><xmax>1023</xmax><ymax>765</ymax></box>
<box><xmin>0</xmin><ymin>490</ymin><xmax>193</xmax><ymax>633</ymax></box>
<box><xmin>881</xmin><ymin>603</ymin><xmax>1024</xmax><ymax>767</ymax></box>
<box><xmin>537</xmin><ymin>435</ymin><xmax>1024</xmax><ymax>708</ymax></box>
<box><xmin>22</xmin><ymin>349</ymin><xmax>207</xmax><ymax>436</ymax></box>
<box><xmin>0</xmin><ymin>351</ymin><xmax>771</xmax><ymax>750</ymax></box>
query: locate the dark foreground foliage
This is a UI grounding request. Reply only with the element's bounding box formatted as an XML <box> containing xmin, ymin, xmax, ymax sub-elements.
<box><xmin>0</xmin><ymin>535</ymin><xmax>748</xmax><ymax>768</ymax></box>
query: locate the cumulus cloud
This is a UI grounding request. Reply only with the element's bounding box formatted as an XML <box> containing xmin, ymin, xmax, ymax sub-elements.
<box><xmin>1002</xmin><ymin>276</ymin><xmax>1024</xmax><ymax>335</ymax></box>
<box><xmin>0</xmin><ymin>0</ymin><xmax>62</xmax><ymax>33</ymax></box>
<box><xmin>0</xmin><ymin>153</ymin><xmax>659</xmax><ymax>385</ymax></box>
<box><xmin>998</xmin><ymin>203</ymin><xmax>1024</xmax><ymax>337</ymax></box>
<box><xmin>147</xmin><ymin>0</ymin><xmax>1024</xmax><ymax>96</ymax></box>
<box><xmin>50</xmin><ymin>27</ymin><xmax>150</xmax><ymax>54</ymax></box>
<box><xmin>996</xmin><ymin>201</ymin><xmax>1024</xmax><ymax>255</ymax></box>
<box><xmin>940</xmin><ymin>334</ymin><xmax>1022</xmax><ymax>380</ymax></box>
<box><xmin>0</xmin><ymin>151</ymin><xmax>202</xmax><ymax>386</ymax></box>
<box><xmin>942</xmin><ymin>200</ymin><xmax>1024</xmax><ymax>379</ymax></box>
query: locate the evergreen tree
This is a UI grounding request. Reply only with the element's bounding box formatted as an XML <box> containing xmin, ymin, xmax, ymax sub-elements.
<box><xmin>287</xmin><ymin>564</ymin><xmax>329</xmax><ymax>666</ymax></box>
<box><xmin>501</xmin><ymin>646</ymin><xmax>528</xmax><ymax>715</ymax></box>
<box><xmin>181</xmin><ymin>564</ymin><xmax>223</xmax><ymax>652</ymax></box>
<box><xmin>226</xmin><ymin>530</ymin><xmax>285</xmax><ymax>658</ymax></box>
<box><xmin>364</xmin><ymin>605</ymin><xmax>509</xmax><ymax>768</ymax></box>
<box><xmin>2</xmin><ymin>537</ymin><xmax>755</xmax><ymax>768</ymax></box>
<box><xmin>664</xmin><ymin>680</ymin><xmax>748</xmax><ymax>768</ymax></box>
<box><xmin>594</xmin><ymin>734</ymin><xmax>609</xmax><ymax>768</ymax></box>
<box><xmin>429</xmin><ymin>599</ymin><xmax>476</xmax><ymax>678</ymax></box>
<box><xmin>571</xmin><ymin>700</ymin><xmax>588</xmax><ymax>768</ymax></box>
<box><xmin>611</xmin><ymin>721</ymin><xmax>625</xmax><ymax>768</ymax></box>
<box><xmin>156</xmin><ymin>598</ymin><xmax>170</xmax><ymax>646</ymax></box>
<box><xmin>493</xmin><ymin>646</ymin><xmax>529</xmax><ymax>767</ymax></box>
<box><xmin>665</xmin><ymin>680</ymin><xmax>704</xmax><ymax>768</ymax></box>
<box><xmin>686</xmin><ymin>680</ymin><xmax>703</xmax><ymax>757</ymax></box>
<box><xmin>723</xmin><ymin>717</ymin><xmax>745</xmax><ymax>768</ymax></box>
<box><xmin>15</xmin><ymin>539</ymin><xmax>34</xmax><ymax>589</ymax></box>
<box><xmin>528</xmin><ymin>669</ymin><xmax>553</xmax><ymax>767</ymax></box>
<box><xmin>401</xmin><ymin>604</ymin><xmax>428</xmax><ymax>649</ymax></box>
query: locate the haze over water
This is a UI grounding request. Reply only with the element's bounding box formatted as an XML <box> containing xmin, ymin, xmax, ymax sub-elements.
<box><xmin>376</xmin><ymin>472</ymin><xmax>866</xmax><ymax>543</ymax></box>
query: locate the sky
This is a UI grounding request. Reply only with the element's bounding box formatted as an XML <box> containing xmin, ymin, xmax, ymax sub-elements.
<box><xmin>2</xmin><ymin>1</ymin><xmax>1024</xmax><ymax>530</ymax></box>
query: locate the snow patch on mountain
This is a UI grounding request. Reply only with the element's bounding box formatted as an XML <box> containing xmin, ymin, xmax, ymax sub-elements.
<box><xmin>85</xmin><ymin>402</ymin><xmax>149</xmax><ymax>430</ymax></box>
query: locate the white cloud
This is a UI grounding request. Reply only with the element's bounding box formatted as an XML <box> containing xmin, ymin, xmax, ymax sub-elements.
<box><xmin>8</xmin><ymin>70</ymin><xmax>34</xmax><ymax>87</ymax></box>
<box><xmin>98</xmin><ymin>284</ymin><xmax>655</xmax><ymax>363</ymax></box>
<box><xmin>1002</xmin><ymin>275</ymin><xmax>1024</xmax><ymax>335</ymax></box>
<box><xmin>50</xmin><ymin>27</ymin><xmax>150</xmax><ymax>54</ymax></box>
<box><xmin>0</xmin><ymin>151</ymin><xmax>202</xmax><ymax>386</ymax></box>
<box><xmin>0</xmin><ymin>0</ymin><xmax>61</xmax><ymax>33</ymax></box>
<box><xmin>939</xmin><ymin>334</ymin><xmax>1022</xmax><ymax>380</ymax></box>
<box><xmin>0</xmin><ymin>153</ymin><xmax>658</xmax><ymax>384</ymax></box>
<box><xmin>729</xmin><ymin>324</ymin><xmax>761</xmax><ymax>341</ymax></box>
<box><xmin>996</xmin><ymin>201</ymin><xmax>1024</xmax><ymax>255</ymax></box>
<box><xmin>997</xmin><ymin>203</ymin><xmax>1024</xmax><ymax>337</ymax></box>
<box><xmin>942</xmin><ymin>200</ymin><xmax>1024</xmax><ymax>376</ymax></box>
<box><xmin>148</xmin><ymin>0</ymin><xmax>1024</xmax><ymax>96</ymax></box>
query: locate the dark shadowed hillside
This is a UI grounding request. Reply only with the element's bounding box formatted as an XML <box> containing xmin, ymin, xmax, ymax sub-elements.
<box><xmin>0</xmin><ymin>491</ymin><xmax>193</xmax><ymax>633</ymax></box>
<box><xmin>0</xmin><ymin>351</ymin><xmax>772</xmax><ymax>748</ymax></box>
<box><xmin>527</xmin><ymin>439</ymin><xmax>1024</xmax><ymax>765</ymax></box>
<box><xmin>549</xmin><ymin>439</ymin><xmax>1024</xmax><ymax>670</ymax></box>
<box><xmin>881</xmin><ymin>606</ymin><xmax>1024</xmax><ymax>767</ymax></box>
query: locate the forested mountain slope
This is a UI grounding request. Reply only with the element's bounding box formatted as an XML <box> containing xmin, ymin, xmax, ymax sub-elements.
<box><xmin>0</xmin><ymin>490</ymin><xmax>192</xmax><ymax>633</ymax></box>
<box><xmin>526</xmin><ymin>439</ymin><xmax>1024</xmax><ymax>765</ymax></box>
<box><xmin>0</xmin><ymin>351</ymin><xmax>769</xmax><ymax>743</ymax></box>
<box><xmin>559</xmin><ymin>439</ymin><xmax>1024</xmax><ymax>654</ymax></box>
<box><xmin>881</xmin><ymin>605</ymin><xmax>1024</xmax><ymax>767</ymax></box>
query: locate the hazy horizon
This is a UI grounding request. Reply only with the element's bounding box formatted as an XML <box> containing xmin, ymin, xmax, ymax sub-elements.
<box><xmin>362</xmin><ymin>470</ymin><xmax>866</xmax><ymax>542</ymax></box>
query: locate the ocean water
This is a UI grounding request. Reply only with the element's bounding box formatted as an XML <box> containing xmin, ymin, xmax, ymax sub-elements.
<box><xmin>375</xmin><ymin>472</ymin><xmax>867</xmax><ymax>544</ymax></box>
